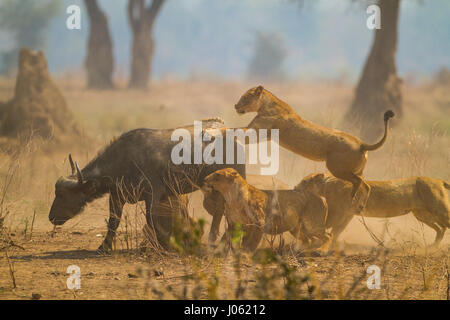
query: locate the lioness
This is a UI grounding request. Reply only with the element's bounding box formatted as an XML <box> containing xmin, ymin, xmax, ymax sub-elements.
<box><xmin>234</xmin><ymin>85</ymin><xmax>394</xmax><ymax>211</ymax></box>
<box><xmin>202</xmin><ymin>168</ymin><xmax>329</xmax><ymax>251</ymax></box>
<box><xmin>295</xmin><ymin>173</ymin><xmax>450</xmax><ymax>248</ymax></box>
<box><xmin>202</xmin><ymin>174</ymin><xmax>290</xmax><ymax>244</ymax></box>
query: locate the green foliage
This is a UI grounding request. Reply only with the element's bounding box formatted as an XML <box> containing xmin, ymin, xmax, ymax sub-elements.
<box><xmin>230</xmin><ymin>223</ymin><xmax>245</xmax><ymax>247</ymax></box>
<box><xmin>0</xmin><ymin>0</ymin><xmax>60</xmax><ymax>74</ymax></box>
<box><xmin>169</xmin><ymin>215</ymin><xmax>205</xmax><ymax>256</ymax></box>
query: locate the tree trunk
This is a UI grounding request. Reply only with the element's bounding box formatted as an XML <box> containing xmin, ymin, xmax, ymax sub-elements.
<box><xmin>128</xmin><ymin>0</ymin><xmax>165</xmax><ymax>89</ymax></box>
<box><xmin>84</xmin><ymin>0</ymin><xmax>114</xmax><ymax>89</ymax></box>
<box><xmin>345</xmin><ymin>0</ymin><xmax>402</xmax><ymax>141</ymax></box>
<box><xmin>129</xmin><ymin>26</ymin><xmax>154</xmax><ymax>89</ymax></box>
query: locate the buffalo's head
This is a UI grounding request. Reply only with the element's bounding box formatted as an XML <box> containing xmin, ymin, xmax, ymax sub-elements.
<box><xmin>49</xmin><ymin>155</ymin><xmax>97</xmax><ymax>225</ymax></box>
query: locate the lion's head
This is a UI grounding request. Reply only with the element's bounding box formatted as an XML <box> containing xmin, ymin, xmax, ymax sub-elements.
<box><xmin>202</xmin><ymin>168</ymin><xmax>244</xmax><ymax>195</ymax></box>
<box><xmin>235</xmin><ymin>85</ymin><xmax>265</xmax><ymax>114</ymax></box>
<box><xmin>294</xmin><ymin>173</ymin><xmax>329</xmax><ymax>196</ymax></box>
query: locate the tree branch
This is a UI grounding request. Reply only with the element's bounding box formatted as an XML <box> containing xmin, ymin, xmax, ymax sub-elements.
<box><xmin>146</xmin><ymin>0</ymin><xmax>165</xmax><ymax>27</ymax></box>
<box><xmin>84</xmin><ymin>0</ymin><xmax>101</xmax><ymax>20</ymax></box>
<box><xmin>127</xmin><ymin>0</ymin><xmax>142</xmax><ymax>32</ymax></box>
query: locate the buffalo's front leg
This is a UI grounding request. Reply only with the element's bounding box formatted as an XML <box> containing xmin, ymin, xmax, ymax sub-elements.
<box><xmin>98</xmin><ymin>193</ymin><xmax>124</xmax><ymax>253</ymax></box>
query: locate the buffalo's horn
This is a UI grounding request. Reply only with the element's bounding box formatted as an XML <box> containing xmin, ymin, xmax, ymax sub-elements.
<box><xmin>75</xmin><ymin>161</ymin><xmax>83</xmax><ymax>184</ymax></box>
<box><xmin>68</xmin><ymin>154</ymin><xmax>75</xmax><ymax>175</ymax></box>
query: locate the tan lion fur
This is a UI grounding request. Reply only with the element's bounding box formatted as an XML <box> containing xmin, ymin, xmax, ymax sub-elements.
<box><xmin>234</xmin><ymin>86</ymin><xmax>394</xmax><ymax>211</ymax></box>
<box><xmin>202</xmin><ymin>168</ymin><xmax>329</xmax><ymax>251</ymax></box>
<box><xmin>202</xmin><ymin>174</ymin><xmax>290</xmax><ymax>245</ymax></box>
<box><xmin>295</xmin><ymin>173</ymin><xmax>450</xmax><ymax>249</ymax></box>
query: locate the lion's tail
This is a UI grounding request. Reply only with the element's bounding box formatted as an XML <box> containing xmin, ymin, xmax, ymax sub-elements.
<box><xmin>361</xmin><ymin>110</ymin><xmax>395</xmax><ymax>152</ymax></box>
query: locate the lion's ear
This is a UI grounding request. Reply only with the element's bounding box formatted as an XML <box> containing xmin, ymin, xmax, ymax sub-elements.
<box><xmin>314</xmin><ymin>173</ymin><xmax>325</xmax><ymax>181</ymax></box>
<box><xmin>256</xmin><ymin>85</ymin><xmax>264</xmax><ymax>95</ymax></box>
<box><xmin>230</xmin><ymin>170</ymin><xmax>240</xmax><ymax>177</ymax></box>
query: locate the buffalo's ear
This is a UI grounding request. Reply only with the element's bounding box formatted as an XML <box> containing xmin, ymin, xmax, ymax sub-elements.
<box><xmin>255</xmin><ymin>85</ymin><xmax>264</xmax><ymax>95</ymax></box>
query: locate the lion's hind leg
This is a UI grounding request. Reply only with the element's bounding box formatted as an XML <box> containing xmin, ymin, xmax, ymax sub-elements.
<box><xmin>349</xmin><ymin>176</ymin><xmax>370</xmax><ymax>213</ymax></box>
<box><xmin>326</xmin><ymin>214</ymin><xmax>354</xmax><ymax>255</ymax></box>
<box><xmin>412</xmin><ymin>210</ymin><xmax>447</xmax><ymax>248</ymax></box>
<box><xmin>416</xmin><ymin>178</ymin><xmax>450</xmax><ymax>228</ymax></box>
<box><xmin>335</xmin><ymin>172</ymin><xmax>370</xmax><ymax>213</ymax></box>
<box><xmin>431</xmin><ymin>226</ymin><xmax>446</xmax><ymax>248</ymax></box>
<box><xmin>414</xmin><ymin>178</ymin><xmax>450</xmax><ymax>247</ymax></box>
<box><xmin>325</xmin><ymin>158</ymin><xmax>370</xmax><ymax>213</ymax></box>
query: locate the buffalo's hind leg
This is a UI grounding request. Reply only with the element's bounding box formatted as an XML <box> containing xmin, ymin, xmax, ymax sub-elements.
<box><xmin>98</xmin><ymin>193</ymin><xmax>124</xmax><ymax>254</ymax></box>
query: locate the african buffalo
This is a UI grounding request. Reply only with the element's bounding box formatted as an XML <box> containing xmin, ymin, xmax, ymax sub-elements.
<box><xmin>49</xmin><ymin>119</ymin><xmax>245</xmax><ymax>252</ymax></box>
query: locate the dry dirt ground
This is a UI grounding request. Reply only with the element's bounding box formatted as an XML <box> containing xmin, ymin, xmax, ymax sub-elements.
<box><xmin>0</xmin><ymin>78</ymin><xmax>449</xmax><ymax>300</ymax></box>
<box><xmin>1</xmin><ymin>227</ymin><xmax>449</xmax><ymax>300</ymax></box>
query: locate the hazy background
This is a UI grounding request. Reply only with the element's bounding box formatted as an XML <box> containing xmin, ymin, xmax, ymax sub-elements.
<box><xmin>0</xmin><ymin>2</ymin><xmax>449</xmax><ymax>300</ymax></box>
<box><xmin>0</xmin><ymin>0</ymin><xmax>449</xmax><ymax>81</ymax></box>
<box><xmin>0</xmin><ymin>0</ymin><xmax>448</xmax><ymax>252</ymax></box>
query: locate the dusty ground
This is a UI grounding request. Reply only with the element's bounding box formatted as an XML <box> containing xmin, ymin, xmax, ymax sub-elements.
<box><xmin>1</xmin><ymin>228</ymin><xmax>449</xmax><ymax>300</ymax></box>
<box><xmin>0</xmin><ymin>78</ymin><xmax>449</xmax><ymax>300</ymax></box>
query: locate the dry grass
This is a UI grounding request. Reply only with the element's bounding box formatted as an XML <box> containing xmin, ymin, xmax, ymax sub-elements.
<box><xmin>0</xmin><ymin>77</ymin><xmax>448</xmax><ymax>300</ymax></box>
